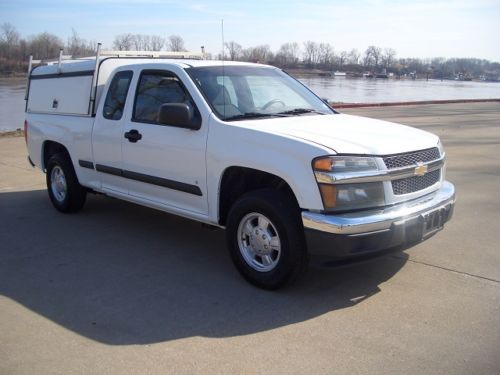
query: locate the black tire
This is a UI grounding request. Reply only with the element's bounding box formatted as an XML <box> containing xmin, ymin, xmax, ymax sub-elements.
<box><xmin>226</xmin><ymin>189</ymin><xmax>308</xmax><ymax>290</ymax></box>
<box><xmin>46</xmin><ymin>153</ymin><xmax>87</xmax><ymax>213</ymax></box>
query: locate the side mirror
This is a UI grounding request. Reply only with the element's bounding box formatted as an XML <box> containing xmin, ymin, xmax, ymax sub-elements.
<box><xmin>158</xmin><ymin>103</ymin><xmax>201</xmax><ymax>130</ymax></box>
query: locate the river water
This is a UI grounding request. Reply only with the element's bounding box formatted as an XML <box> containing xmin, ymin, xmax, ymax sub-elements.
<box><xmin>0</xmin><ymin>78</ymin><xmax>26</xmax><ymax>132</ymax></box>
<box><xmin>1</xmin><ymin>76</ymin><xmax>499</xmax><ymax>132</ymax></box>
<box><xmin>299</xmin><ymin>76</ymin><xmax>500</xmax><ymax>104</ymax></box>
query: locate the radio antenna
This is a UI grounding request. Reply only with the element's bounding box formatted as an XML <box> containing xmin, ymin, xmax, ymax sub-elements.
<box><xmin>221</xmin><ymin>19</ymin><xmax>226</xmax><ymax>118</ymax></box>
<box><xmin>221</xmin><ymin>19</ymin><xmax>225</xmax><ymax>61</ymax></box>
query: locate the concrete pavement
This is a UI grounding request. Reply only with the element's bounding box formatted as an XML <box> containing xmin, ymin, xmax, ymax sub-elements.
<box><xmin>1</xmin><ymin>102</ymin><xmax>499</xmax><ymax>374</ymax></box>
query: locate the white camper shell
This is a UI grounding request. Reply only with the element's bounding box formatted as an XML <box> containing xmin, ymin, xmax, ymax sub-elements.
<box><xmin>28</xmin><ymin>59</ymin><xmax>96</xmax><ymax>115</ymax></box>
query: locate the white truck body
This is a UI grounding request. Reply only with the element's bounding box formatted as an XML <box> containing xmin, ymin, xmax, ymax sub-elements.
<box><xmin>24</xmin><ymin>52</ymin><xmax>455</xmax><ymax>288</ymax></box>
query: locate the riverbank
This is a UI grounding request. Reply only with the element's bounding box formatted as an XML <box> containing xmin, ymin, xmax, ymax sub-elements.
<box><xmin>0</xmin><ymin>129</ymin><xmax>24</xmax><ymax>137</ymax></box>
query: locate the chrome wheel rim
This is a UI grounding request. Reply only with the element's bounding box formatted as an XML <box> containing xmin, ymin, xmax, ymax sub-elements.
<box><xmin>237</xmin><ymin>212</ymin><xmax>282</xmax><ymax>272</ymax></box>
<box><xmin>50</xmin><ymin>166</ymin><xmax>67</xmax><ymax>203</ymax></box>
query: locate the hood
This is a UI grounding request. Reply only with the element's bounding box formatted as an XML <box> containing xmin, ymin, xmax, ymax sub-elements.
<box><xmin>243</xmin><ymin>113</ymin><xmax>439</xmax><ymax>155</ymax></box>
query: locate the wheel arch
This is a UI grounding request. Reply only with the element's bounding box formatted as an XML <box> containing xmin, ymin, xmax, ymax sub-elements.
<box><xmin>41</xmin><ymin>140</ymin><xmax>71</xmax><ymax>171</ymax></box>
<box><xmin>218</xmin><ymin>166</ymin><xmax>301</xmax><ymax>226</ymax></box>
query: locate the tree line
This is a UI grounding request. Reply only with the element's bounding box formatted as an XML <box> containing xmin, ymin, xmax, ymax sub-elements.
<box><xmin>223</xmin><ymin>41</ymin><xmax>500</xmax><ymax>80</ymax></box>
<box><xmin>1</xmin><ymin>23</ymin><xmax>499</xmax><ymax>80</ymax></box>
<box><xmin>0</xmin><ymin>23</ymin><xmax>189</xmax><ymax>74</ymax></box>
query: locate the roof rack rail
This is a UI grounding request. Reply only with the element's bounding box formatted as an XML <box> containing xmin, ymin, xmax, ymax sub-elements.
<box><xmin>99</xmin><ymin>50</ymin><xmax>206</xmax><ymax>60</ymax></box>
<box><xmin>27</xmin><ymin>47</ymin><xmax>206</xmax><ymax>70</ymax></box>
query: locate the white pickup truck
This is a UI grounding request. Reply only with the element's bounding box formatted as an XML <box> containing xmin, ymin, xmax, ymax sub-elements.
<box><xmin>24</xmin><ymin>50</ymin><xmax>455</xmax><ymax>289</ymax></box>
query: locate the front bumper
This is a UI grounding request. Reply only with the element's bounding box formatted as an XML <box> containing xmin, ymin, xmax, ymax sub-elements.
<box><xmin>302</xmin><ymin>181</ymin><xmax>455</xmax><ymax>261</ymax></box>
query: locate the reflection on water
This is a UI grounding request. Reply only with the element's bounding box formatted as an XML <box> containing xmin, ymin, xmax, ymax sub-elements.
<box><xmin>1</xmin><ymin>76</ymin><xmax>499</xmax><ymax>132</ymax></box>
<box><xmin>0</xmin><ymin>78</ymin><xmax>26</xmax><ymax>132</ymax></box>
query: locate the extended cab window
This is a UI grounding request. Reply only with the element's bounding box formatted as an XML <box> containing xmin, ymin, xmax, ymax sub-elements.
<box><xmin>133</xmin><ymin>71</ymin><xmax>198</xmax><ymax>124</ymax></box>
<box><xmin>103</xmin><ymin>70</ymin><xmax>133</xmax><ymax>120</ymax></box>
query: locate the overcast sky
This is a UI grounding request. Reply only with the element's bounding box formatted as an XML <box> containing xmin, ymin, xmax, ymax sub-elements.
<box><xmin>1</xmin><ymin>0</ymin><xmax>499</xmax><ymax>61</ymax></box>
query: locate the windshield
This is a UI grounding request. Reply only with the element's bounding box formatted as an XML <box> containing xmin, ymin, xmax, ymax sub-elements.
<box><xmin>186</xmin><ymin>65</ymin><xmax>335</xmax><ymax>121</ymax></box>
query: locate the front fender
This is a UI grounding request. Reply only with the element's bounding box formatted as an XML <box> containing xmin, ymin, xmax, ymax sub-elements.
<box><xmin>206</xmin><ymin>116</ymin><xmax>332</xmax><ymax>222</ymax></box>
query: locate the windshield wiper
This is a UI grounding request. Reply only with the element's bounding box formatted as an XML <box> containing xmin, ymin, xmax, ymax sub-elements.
<box><xmin>224</xmin><ymin>112</ymin><xmax>287</xmax><ymax>121</ymax></box>
<box><xmin>276</xmin><ymin>108</ymin><xmax>326</xmax><ymax>116</ymax></box>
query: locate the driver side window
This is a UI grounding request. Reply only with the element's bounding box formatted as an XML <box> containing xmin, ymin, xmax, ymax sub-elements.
<box><xmin>133</xmin><ymin>71</ymin><xmax>198</xmax><ymax>124</ymax></box>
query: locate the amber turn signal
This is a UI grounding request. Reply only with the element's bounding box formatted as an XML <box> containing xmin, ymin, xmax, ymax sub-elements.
<box><xmin>319</xmin><ymin>184</ymin><xmax>337</xmax><ymax>209</ymax></box>
<box><xmin>313</xmin><ymin>158</ymin><xmax>333</xmax><ymax>171</ymax></box>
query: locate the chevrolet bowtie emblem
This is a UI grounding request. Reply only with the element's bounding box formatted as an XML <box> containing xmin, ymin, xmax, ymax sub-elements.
<box><xmin>414</xmin><ymin>163</ymin><xmax>428</xmax><ymax>176</ymax></box>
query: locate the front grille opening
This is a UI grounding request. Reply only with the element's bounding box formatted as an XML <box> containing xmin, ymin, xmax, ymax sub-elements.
<box><xmin>383</xmin><ymin>147</ymin><xmax>440</xmax><ymax>169</ymax></box>
<box><xmin>392</xmin><ymin>169</ymin><xmax>441</xmax><ymax>195</ymax></box>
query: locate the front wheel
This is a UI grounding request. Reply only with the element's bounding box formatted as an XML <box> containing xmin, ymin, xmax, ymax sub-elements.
<box><xmin>226</xmin><ymin>189</ymin><xmax>308</xmax><ymax>289</ymax></box>
<box><xmin>46</xmin><ymin>153</ymin><xmax>87</xmax><ymax>213</ymax></box>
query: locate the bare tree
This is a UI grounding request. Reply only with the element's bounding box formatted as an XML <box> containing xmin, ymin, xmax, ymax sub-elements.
<box><xmin>27</xmin><ymin>32</ymin><xmax>64</xmax><ymax>60</ymax></box>
<box><xmin>303</xmin><ymin>41</ymin><xmax>319</xmax><ymax>66</ymax></box>
<box><xmin>381</xmin><ymin>48</ymin><xmax>396</xmax><ymax>69</ymax></box>
<box><xmin>150</xmin><ymin>35</ymin><xmax>165</xmax><ymax>51</ymax></box>
<box><xmin>241</xmin><ymin>45</ymin><xmax>271</xmax><ymax>63</ymax></box>
<box><xmin>67</xmin><ymin>28</ymin><xmax>82</xmax><ymax>56</ymax></box>
<box><xmin>0</xmin><ymin>23</ymin><xmax>21</xmax><ymax>60</ymax></box>
<box><xmin>275</xmin><ymin>42</ymin><xmax>300</xmax><ymax>67</ymax></box>
<box><xmin>114</xmin><ymin>34</ymin><xmax>165</xmax><ymax>51</ymax></box>
<box><xmin>254</xmin><ymin>45</ymin><xmax>272</xmax><ymax>62</ymax></box>
<box><xmin>141</xmin><ymin>34</ymin><xmax>151</xmax><ymax>50</ymax></box>
<box><xmin>133</xmin><ymin>34</ymin><xmax>153</xmax><ymax>51</ymax></box>
<box><xmin>113</xmin><ymin>33</ymin><xmax>134</xmax><ymax>51</ymax></box>
<box><xmin>1</xmin><ymin>23</ymin><xmax>20</xmax><ymax>46</ymax></box>
<box><xmin>224</xmin><ymin>41</ymin><xmax>242</xmax><ymax>61</ymax></box>
<box><xmin>348</xmin><ymin>49</ymin><xmax>360</xmax><ymax>65</ymax></box>
<box><xmin>167</xmin><ymin>35</ymin><xmax>186</xmax><ymax>52</ymax></box>
<box><xmin>66</xmin><ymin>28</ymin><xmax>95</xmax><ymax>57</ymax></box>
<box><xmin>371</xmin><ymin>46</ymin><xmax>382</xmax><ymax>68</ymax></box>
<box><xmin>336</xmin><ymin>51</ymin><xmax>348</xmax><ymax>69</ymax></box>
<box><xmin>132</xmin><ymin>34</ymin><xmax>143</xmax><ymax>51</ymax></box>
<box><xmin>87</xmin><ymin>39</ymin><xmax>98</xmax><ymax>52</ymax></box>
<box><xmin>318</xmin><ymin>43</ymin><xmax>334</xmax><ymax>68</ymax></box>
<box><xmin>363</xmin><ymin>45</ymin><xmax>382</xmax><ymax>69</ymax></box>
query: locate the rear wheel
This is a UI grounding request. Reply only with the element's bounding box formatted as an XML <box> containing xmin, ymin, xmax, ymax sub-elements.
<box><xmin>226</xmin><ymin>189</ymin><xmax>308</xmax><ymax>289</ymax></box>
<box><xmin>46</xmin><ymin>153</ymin><xmax>86</xmax><ymax>213</ymax></box>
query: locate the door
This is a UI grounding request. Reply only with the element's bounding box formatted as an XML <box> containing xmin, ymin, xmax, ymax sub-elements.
<box><xmin>121</xmin><ymin>69</ymin><xmax>208</xmax><ymax>215</ymax></box>
<box><xmin>92</xmin><ymin>70</ymin><xmax>134</xmax><ymax>194</ymax></box>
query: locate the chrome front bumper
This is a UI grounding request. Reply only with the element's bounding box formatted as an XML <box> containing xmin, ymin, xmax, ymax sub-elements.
<box><xmin>302</xmin><ymin>181</ymin><xmax>456</xmax><ymax>259</ymax></box>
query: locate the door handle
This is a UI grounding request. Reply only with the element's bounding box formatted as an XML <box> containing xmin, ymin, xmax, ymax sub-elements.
<box><xmin>124</xmin><ymin>129</ymin><xmax>142</xmax><ymax>143</ymax></box>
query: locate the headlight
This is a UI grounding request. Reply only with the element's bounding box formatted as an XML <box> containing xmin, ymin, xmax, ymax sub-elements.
<box><xmin>313</xmin><ymin>156</ymin><xmax>385</xmax><ymax>211</ymax></box>
<box><xmin>437</xmin><ymin>139</ymin><xmax>444</xmax><ymax>156</ymax></box>
<box><xmin>313</xmin><ymin>156</ymin><xmax>378</xmax><ymax>173</ymax></box>
<box><xmin>318</xmin><ymin>182</ymin><xmax>385</xmax><ymax>210</ymax></box>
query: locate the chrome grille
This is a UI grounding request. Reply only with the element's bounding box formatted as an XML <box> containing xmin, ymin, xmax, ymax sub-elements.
<box><xmin>383</xmin><ymin>147</ymin><xmax>440</xmax><ymax>169</ymax></box>
<box><xmin>392</xmin><ymin>169</ymin><xmax>441</xmax><ymax>195</ymax></box>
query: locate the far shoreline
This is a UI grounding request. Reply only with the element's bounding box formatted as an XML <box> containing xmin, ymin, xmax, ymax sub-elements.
<box><xmin>331</xmin><ymin>98</ymin><xmax>500</xmax><ymax>108</ymax></box>
<box><xmin>0</xmin><ymin>129</ymin><xmax>24</xmax><ymax>137</ymax></box>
